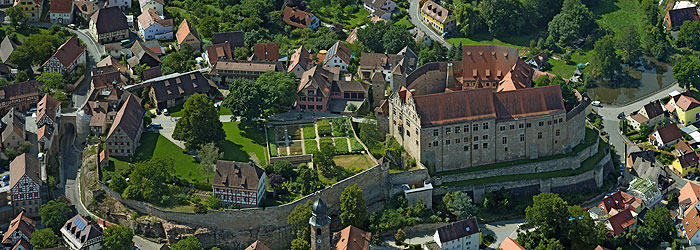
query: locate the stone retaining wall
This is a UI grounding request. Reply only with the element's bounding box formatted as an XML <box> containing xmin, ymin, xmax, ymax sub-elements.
<box><xmin>436</xmin><ymin>139</ymin><xmax>599</xmax><ymax>183</ymax></box>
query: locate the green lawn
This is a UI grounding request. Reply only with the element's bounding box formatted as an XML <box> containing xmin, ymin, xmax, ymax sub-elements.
<box><xmin>220</xmin><ymin>122</ymin><xmax>268</xmax><ymax>165</ymax></box>
<box><xmin>591</xmin><ymin>0</ymin><xmax>644</xmax><ymax>36</ymax></box>
<box><xmin>303</xmin><ymin>125</ymin><xmax>316</xmax><ymax>139</ymax></box>
<box><xmin>346</xmin><ymin>8</ymin><xmax>370</xmax><ymax>28</ymax></box>
<box><xmin>349</xmin><ymin>137</ymin><xmax>364</xmax><ymax>152</ymax></box>
<box><xmin>548</xmin><ymin>52</ymin><xmax>593</xmax><ymax>78</ymax></box>
<box><xmin>109</xmin><ymin>133</ymin><xmax>202</xmax><ymax>183</ymax></box>
<box><xmin>334</xmin><ymin>154</ymin><xmax>374</xmax><ymax>170</ymax></box>
<box><xmin>334</xmin><ymin>138</ymin><xmax>349</xmax><ymax>153</ymax></box>
<box><xmin>304</xmin><ymin>139</ymin><xmax>318</xmax><ymax>154</ymax></box>
<box><xmin>446</xmin><ymin>32</ymin><xmax>540</xmax><ymax>49</ymax></box>
<box><xmin>394</xmin><ymin>15</ymin><xmax>415</xmax><ymax>29</ymax></box>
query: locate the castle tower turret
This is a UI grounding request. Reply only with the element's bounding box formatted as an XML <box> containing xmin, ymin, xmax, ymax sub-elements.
<box><xmin>309</xmin><ymin>198</ymin><xmax>331</xmax><ymax>250</ymax></box>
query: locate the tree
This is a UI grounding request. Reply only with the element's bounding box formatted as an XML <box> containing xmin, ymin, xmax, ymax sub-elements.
<box><xmin>590</xmin><ymin>35</ymin><xmax>621</xmax><ymax>79</ymax></box>
<box><xmin>288</xmin><ymin>201</ymin><xmax>313</xmax><ymax>242</ymax></box>
<box><xmin>265</xmin><ymin>160</ymin><xmax>296</xmax><ymax>179</ymax></box>
<box><xmin>382</xmin><ymin>25</ymin><xmax>414</xmax><ymax>54</ymax></box>
<box><xmin>640</xmin><ymin>0</ymin><xmax>660</xmax><ymax>27</ymax></box>
<box><xmin>257</xmin><ymin>71</ymin><xmax>298</xmax><ymax>109</ymax></box>
<box><xmin>103</xmin><ymin>225</ymin><xmax>134</xmax><ymax>250</ymax></box>
<box><xmin>560</xmin><ymin>82</ymin><xmax>577</xmax><ymax>109</ymax></box>
<box><xmin>547</xmin><ymin>0</ymin><xmax>596</xmax><ymax>46</ymax></box>
<box><xmin>674</xmin><ymin>55</ymin><xmax>700</xmax><ymax>90</ymax></box>
<box><xmin>197</xmin><ymin>142</ymin><xmax>223</xmax><ymax>183</ymax></box>
<box><xmin>523</xmin><ymin>0</ymin><xmax>563</xmax><ymax>27</ymax></box>
<box><xmin>233</xmin><ymin>47</ymin><xmax>250</xmax><ymax>60</ymax></box>
<box><xmin>39</xmin><ymin>199</ymin><xmax>71</xmax><ymax>233</ymax></box>
<box><xmin>357</xmin><ymin>21</ymin><xmax>388</xmax><ymax>52</ymax></box>
<box><xmin>268</xmin><ymin>174</ymin><xmax>285</xmax><ymax>197</ymax></box>
<box><xmin>340</xmin><ymin>184</ymin><xmax>367</xmax><ymax>228</ymax></box>
<box><xmin>30</xmin><ymin>229</ymin><xmax>60</xmax><ymax>249</ymax></box>
<box><xmin>122</xmin><ymin>158</ymin><xmax>176</xmax><ymax>204</ymax></box>
<box><xmin>161</xmin><ymin>44</ymin><xmax>197</xmax><ymax>74</ymax></box>
<box><xmin>9</xmin><ymin>34</ymin><xmax>68</xmax><ymax>69</ymax></box>
<box><xmin>454</xmin><ymin>3</ymin><xmax>483</xmax><ymax>36</ymax></box>
<box><xmin>639</xmin><ymin>123</ymin><xmax>652</xmax><ymax>137</ymax></box>
<box><xmin>14</xmin><ymin>70</ymin><xmax>29</xmax><ymax>82</ymax></box>
<box><xmin>616</xmin><ymin>24</ymin><xmax>641</xmax><ymax>64</ymax></box>
<box><xmin>37</xmin><ymin>71</ymin><xmax>64</xmax><ymax>91</ymax></box>
<box><xmin>566</xmin><ymin>205</ymin><xmax>605</xmax><ymax>249</ymax></box>
<box><xmin>525</xmin><ymin>193</ymin><xmax>570</xmax><ymax>239</ymax></box>
<box><xmin>534</xmin><ymin>238</ymin><xmax>565</xmax><ymax>250</ymax></box>
<box><xmin>637</xmin><ymin>206</ymin><xmax>674</xmax><ymax>246</ymax></box>
<box><xmin>198</xmin><ymin>16</ymin><xmax>220</xmax><ymax>39</ymax></box>
<box><xmin>678</xmin><ymin>20</ymin><xmax>700</xmax><ymax>50</ymax></box>
<box><xmin>642</xmin><ymin>24</ymin><xmax>670</xmax><ymax>60</ymax></box>
<box><xmin>442</xmin><ymin>191</ymin><xmax>477</xmax><ymax>219</ymax></box>
<box><xmin>418</xmin><ymin>43</ymin><xmax>448</xmax><ymax>65</ymax></box>
<box><xmin>479</xmin><ymin>0</ymin><xmax>529</xmax><ymax>37</ymax></box>
<box><xmin>394</xmin><ymin>229</ymin><xmax>407</xmax><ymax>245</ymax></box>
<box><xmin>204</xmin><ymin>196</ymin><xmax>221</xmax><ymax>209</ymax></box>
<box><xmin>314</xmin><ymin>141</ymin><xmax>336</xmax><ymax>175</ymax></box>
<box><xmin>292</xmin><ymin>164</ymin><xmax>324</xmax><ymax>195</ymax></box>
<box><xmin>223</xmin><ymin>78</ymin><xmax>266</xmax><ymax>120</ymax></box>
<box><xmin>6</xmin><ymin>6</ymin><xmax>27</xmax><ymax>29</ymax></box>
<box><xmin>109</xmin><ymin>174</ymin><xmax>128</xmax><ymax>193</ymax></box>
<box><xmin>290</xmin><ymin>238</ymin><xmax>311</xmax><ymax>250</ymax></box>
<box><xmin>173</xmin><ymin>94</ymin><xmax>225</xmax><ymax>150</ymax></box>
<box><xmin>171</xmin><ymin>236</ymin><xmax>204</xmax><ymax>250</ymax></box>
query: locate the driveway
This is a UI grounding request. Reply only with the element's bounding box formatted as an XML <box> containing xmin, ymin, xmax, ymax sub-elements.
<box><xmin>407</xmin><ymin>0</ymin><xmax>452</xmax><ymax>48</ymax></box>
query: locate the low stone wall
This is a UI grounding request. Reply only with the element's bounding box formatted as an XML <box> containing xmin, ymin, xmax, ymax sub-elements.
<box><xmin>437</xmin><ymin>139</ymin><xmax>599</xmax><ymax>183</ymax></box>
<box><xmin>99</xmin><ymin>164</ymin><xmax>389</xmax><ymax>250</ymax></box>
<box><xmin>390</xmin><ymin>168</ymin><xmax>430</xmax><ymax>185</ymax></box>
<box><xmin>434</xmin><ymin>148</ymin><xmax>612</xmax><ymax>203</ymax></box>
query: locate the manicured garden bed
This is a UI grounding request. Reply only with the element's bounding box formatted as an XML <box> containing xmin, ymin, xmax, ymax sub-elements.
<box><xmin>303</xmin><ymin>124</ymin><xmax>316</xmax><ymax>139</ymax></box>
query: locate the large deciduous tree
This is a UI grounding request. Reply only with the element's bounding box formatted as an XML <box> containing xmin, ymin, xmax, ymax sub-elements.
<box><xmin>197</xmin><ymin>142</ymin><xmax>223</xmax><ymax>183</ymax></box>
<box><xmin>674</xmin><ymin>55</ymin><xmax>700</xmax><ymax>90</ymax></box>
<box><xmin>37</xmin><ymin>71</ymin><xmax>64</xmax><ymax>91</ymax></box>
<box><xmin>103</xmin><ymin>225</ymin><xmax>135</xmax><ymax>250</ymax></box>
<box><xmin>678</xmin><ymin>20</ymin><xmax>700</xmax><ymax>50</ymax></box>
<box><xmin>479</xmin><ymin>0</ymin><xmax>529</xmax><ymax>38</ymax></box>
<box><xmin>357</xmin><ymin>21</ymin><xmax>388</xmax><ymax>53</ymax></box>
<box><xmin>30</xmin><ymin>229</ymin><xmax>60</xmax><ymax>249</ymax></box>
<box><xmin>223</xmin><ymin>72</ymin><xmax>298</xmax><ymax>120</ymax></box>
<box><xmin>637</xmin><ymin>206</ymin><xmax>675</xmax><ymax>246</ymax></box>
<box><xmin>547</xmin><ymin>0</ymin><xmax>596</xmax><ymax>46</ymax></box>
<box><xmin>590</xmin><ymin>35</ymin><xmax>621</xmax><ymax>79</ymax></box>
<box><xmin>382</xmin><ymin>25</ymin><xmax>414</xmax><ymax>54</ymax></box>
<box><xmin>340</xmin><ymin>184</ymin><xmax>367</xmax><ymax>228</ymax></box>
<box><xmin>454</xmin><ymin>3</ymin><xmax>483</xmax><ymax>36</ymax></box>
<box><xmin>122</xmin><ymin>158</ymin><xmax>177</xmax><ymax>203</ymax></box>
<box><xmin>288</xmin><ymin>201</ymin><xmax>313</xmax><ymax>242</ymax></box>
<box><xmin>171</xmin><ymin>236</ymin><xmax>204</xmax><ymax>250</ymax></box>
<box><xmin>173</xmin><ymin>93</ymin><xmax>225</xmax><ymax>150</ymax></box>
<box><xmin>6</xmin><ymin>6</ymin><xmax>27</xmax><ymax>29</ymax></box>
<box><xmin>616</xmin><ymin>24</ymin><xmax>641</xmax><ymax>64</ymax></box>
<box><xmin>39</xmin><ymin>199</ymin><xmax>71</xmax><ymax>233</ymax></box>
<box><xmin>442</xmin><ymin>191</ymin><xmax>477</xmax><ymax>220</ymax></box>
<box><xmin>224</xmin><ymin>78</ymin><xmax>265</xmax><ymax>120</ymax></box>
<box><xmin>523</xmin><ymin>0</ymin><xmax>563</xmax><ymax>27</ymax></box>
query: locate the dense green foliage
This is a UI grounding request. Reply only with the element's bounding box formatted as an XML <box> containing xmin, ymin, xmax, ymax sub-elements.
<box><xmin>288</xmin><ymin>201</ymin><xmax>313</xmax><ymax>242</ymax></box>
<box><xmin>9</xmin><ymin>32</ymin><xmax>70</xmax><ymax>69</ymax></box>
<box><xmin>103</xmin><ymin>225</ymin><xmax>135</xmax><ymax>250</ymax></box>
<box><xmin>546</xmin><ymin>0</ymin><xmax>596</xmax><ymax>46</ymax></box>
<box><xmin>122</xmin><ymin>158</ymin><xmax>180</xmax><ymax>205</ymax></box>
<box><xmin>39</xmin><ymin>199</ymin><xmax>71</xmax><ymax>233</ymax></box>
<box><xmin>674</xmin><ymin>55</ymin><xmax>700</xmax><ymax>90</ymax></box>
<box><xmin>30</xmin><ymin>229</ymin><xmax>60</xmax><ymax>249</ymax></box>
<box><xmin>173</xmin><ymin>94</ymin><xmax>225</xmax><ymax>150</ymax></box>
<box><xmin>340</xmin><ymin>184</ymin><xmax>367</xmax><ymax>228</ymax></box>
<box><xmin>171</xmin><ymin>236</ymin><xmax>204</xmax><ymax>250</ymax></box>
<box><xmin>442</xmin><ymin>191</ymin><xmax>477</xmax><ymax>219</ymax></box>
<box><xmin>678</xmin><ymin>21</ymin><xmax>700</xmax><ymax>51</ymax></box>
<box><xmin>368</xmin><ymin>195</ymin><xmax>429</xmax><ymax>233</ymax></box>
<box><xmin>590</xmin><ymin>35</ymin><xmax>621</xmax><ymax>79</ymax></box>
<box><xmin>223</xmin><ymin>72</ymin><xmax>298</xmax><ymax>120</ymax></box>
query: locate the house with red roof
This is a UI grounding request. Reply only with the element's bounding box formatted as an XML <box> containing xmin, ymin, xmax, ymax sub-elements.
<box><xmin>605</xmin><ymin>208</ymin><xmax>637</xmax><ymax>236</ymax></box>
<box><xmin>48</xmin><ymin>0</ymin><xmax>73</xmax><ymax>25</ymax></box>
<box><xmin>282</xmin><ymin>6</ymin><xmax>320</xmax><ymax>30</ymax></box>
<box><xmin>42</xmin><ymin>36</ymin><xmax>86</xmax><ymax>75</ymax></box>
<box><xmin>10</xmin><ymin>154</ymin><xmax>43</xmax><ymax>216</ymax></box>
<box><xmin>321</xmin><ymin>41</ymin><xmax>351</xmax><ymax>72</ymax></box>
<box><xmin>648</xmin><ymin>123</ymin><xmax>682</xmax><ymax>148</ymax></box>
<box><xmin>105</xmin><ymin>95</ymin><xmax>144</xmax><ymax>157</ymax></box>
<box><xmin>176</xmin><ymin>19</ymin><xmax>201</xmax><ymax>51</ymax></box>
<box><xmin>138</xmin><ymin>8</ymin><xmax>174</xmax><ymax>41</ymax></box>
<box><xmin>1</xmin><ymin>211</ymin><xmax>34</xmax><ymax>248</ymax></box>
<box><xmin>36</xmin><ymin>94</ymin><xmax>61</xmax><ymax>152</ymax></box>
<box><xmin>666</xmin><ymin>91</ymin><xmax>700</xmax><ymax>126</ymax></box>
<box><xmin>625</xmin><ymin>100</ymin><xmax>665</xmax><ymax>130</ymax></box>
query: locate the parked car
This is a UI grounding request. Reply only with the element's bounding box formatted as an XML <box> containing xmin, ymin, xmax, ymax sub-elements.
<box><xmin>617</xmin><ymin>112</ymin><xmax>625</xmax><ymax>119</ymax></box>
<box><xmin>163</xmin><ymin>109</ymin><xmax>169</xmax><ymax>116</ymax></box>
<box><xmin>149</xmin><ymin>123</ymin><xmax>163</xmax><ymax>129</ymax></box>
<box><xmin>592</xmin><ymin>101</ymin><xmax>602</xmax><ymax>107</ymax></box>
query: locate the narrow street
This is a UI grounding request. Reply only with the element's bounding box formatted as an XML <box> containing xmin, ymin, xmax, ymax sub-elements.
<box><xmin>407</xmin><ymin>0</ymin><xmax>452</xmax><ymax>49</ymax></box>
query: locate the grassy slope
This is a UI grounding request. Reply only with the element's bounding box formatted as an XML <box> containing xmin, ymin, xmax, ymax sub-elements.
<box><xmin>220</xmin><ymin>122</ymin><xmax>268</xmax><ymax>165</ymax></box>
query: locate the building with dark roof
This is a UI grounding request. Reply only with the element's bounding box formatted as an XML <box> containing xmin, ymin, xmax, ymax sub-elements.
<box><xmin>1</xmin><ymin>107</ymin><xmax>26</xmax><ymax>150</ymax></box>
<box><xmin>128</xmin><ymin>40</ymin><xmax>161</xmax><ymax>68</ymax></box>
<box><xmin>10</xmin><ymin>153</ymin><xmax>43</xmax><ymax>216</ymax></box>
<box><xmin>212</xmin><ymin>160</ymin><xmax>266</xmax><ymax>207</ymax></box>
<box><xmin>626</xmin><ymin>100</ymin><xmax>665</xmax><ymax>130</ymax></box>
<box><xmin>296</xmin><ymin>66</ymin><xmax>368</xmax><ymax>113</ymax></box>
<box><xmin>649</xmin><ymin>123</ymin><xmax>682</xmax><ymax>148</ymax></box>
<box><xmin>105</xmin><ymin>94</ymin><xmax>144</xmax><ymax>157</ymax></box>
<box><xmin>0</xmin><ymin>80</ymin><xmax>39</xmax><ymax>115</ymax></box>
<box><xmin>204</xmin><ymin>43</ymin><xmax>233</xmax><ymax>66</ymax></box>
<box><xmin>48</xmin><ymin>0</ymin><xmax>73</xmax><ymax>25</ymax></box>
<box><xmin>432</xmin><ymin>217</ymin><xmax>479</xmax><ymax>250</ymax></box>
<box><xmin>142</xmin><ymin>66</ymin><xmax>162</xmax><ymax>81</ymax></box>
<box><xmin>606</xmin><ymin>208</ymin><xmax>637</xmax><ymax>236</ymax></box>
<box><xmin>147</xmin><ymin>69</ymin><xmax>215</xmax><ymax>109</ymax></box>
<box><xmin>665</xmin><ymin>6</ymin><xmax>699</xmax><ymax>30</ymax></box>
<box><xmin>287</xmin><ymin>45</ymin><xmax>313</xmax><ymax>78</ymax></box>
<box><xmin>42</xmin><ymin>36</ymin><xmax>86</xmax><ymax>74</ymax></box>
<box><xmin>358</xmin><ymin>46</ymin><xmax>417</xmax><ymax>81</ymax></box>
<box><xmin>36</xmin><ymin>94</ymin><xmax>61</xmax><ymax>152</ymax></box>
<box><xmin>282</xmin><ymin>7</ymin><xmax>320</xmax><ymax>30</ymax></box>
<box><xmin>0</xmin><ymin>36</ymin><xmax>18</xmax><ymax>64</ymax></box>
<box><xmin>89</xmin><ymin>6</ymin><xmax>129</xmax><ymax>44</ymax></box>
<box><xmin>389</xmin><ymin>84</ymin><xmax>587</xmax><ymax>172</ymax></box>
<box><xmin>61</xmin><ymin>214</ymin><xmax>104</xmax><ymax>250</ymax></box>
<box><xmin>212</xmin><ymin>31</ymin><xmax>245</xmax><ymax>52</ymax></box>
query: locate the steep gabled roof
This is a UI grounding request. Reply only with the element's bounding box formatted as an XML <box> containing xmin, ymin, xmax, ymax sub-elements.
<box><xmin>0</xmin><ymin>36</ymin><xmax>18</xmax><ymax>63</ymax></box>
<box><xmin>138</xmin><ymin>8</ymin><xmax>174</xmax><ymax>30</ymax></box>
<box><xmin>420</xmin><ymin>0</ymin><xmax>452</xmax><ymax>23</ymax></box>
<box><xmin>1</xmin><ymin>107</ymin><xmax>26</xmax><ymax>143</ymax></box>
<box><xmin>176</xmin><ymin>19</ymin><xmax>200</xmax><ymax>45</ymax></box>
<box><xmin>436</xmin><ymin>217</ymin><xmax>479</xmax><ymax>243</ymax></box>
<box><xmin>642</xmin><ymin>100</ymin><xmax>664</xmax><ymax>119</ymax></box>
<box><xmin>92</xmin><ymin>6</ymin><xmax>128</xmax><ymax>34</ymax></box>
<box><xmin>206</xmin><ymin>43</ymin><xmax>232</xmax><ymax>65</ymax></box>
<box><xmin>608</xmin><ymin>209</ymin><xmax>636</xmax><ymax>235</ymax></box>
<box><xmin>212</xmin><ymin>31</ymin><xmax>245</xmax><ymax>50</ymax></box>
<box><xmin>2</xmin><ymin>211</ymin><xmax>35</xmax><ymax>245</ymax></box>
<box><xmin>62</xmin><ymin>214</ymin><xmax>103</xmax><ymax>246</ymax></box>
<box><xmin>666</xmin><ymin>6</ymin><xmax>699</xmax><ymax>28</ymax></box>
<box><xmin>250</xmin><ymin>42</ymin><xmax>279</xmax><ymax>62</ymax></box>
<box><xmin>650</xmin><ymin>123</ymin><xmax>682</xmax><ymax>144</ymax></box>
<box><xmin>10</xmin><ymin>153</ymin><xmax>41</xmax><ymax>188</ymax></box>
<box><xmin>324</xmin><ymin>41</ymin><xmax>351</xmax><ymax>65</ymax></box>
<box><xmin>681</xmin><ymin>182</ymin><xmax>700</xmax><ymax>209</ymax></box>
<box><xmin>107</xmin><ymin>95</ymin><xmax>144</xmax><ymax>142</ymax></box>
<box><xmin>499</xmin><ymin>237</ymin><xmax>525</xmax><ymax>250</ymax></box>
<box><xmin>148</xmin><ymin>70</ymin><xmax>214</xmax><ymax>104</ymax></box>
<box><xmin>50</xmin><ymin>0</ymin><xmax>73</xmax><ymax>13</ymax></box>
<box><xmin>333</xmin><ymin>225</ymin><xmax>371</xmax><ymax>250</ymax></box>
<box><xmin>288</xmin><ymin>45</ymin><xmax>313</xmax><ymax>72</ymax></box>
<box><xmin>297</xmin><ymin>66</ymin><xmax>335</xmax><ymax>97</ymax></box>
<box><xmin>37</xmin><ymin>94</ymin><xmax>60</xmax><ymax>126</ymax></box>
<box><xmin>43</xmin><ymin>36</ymin><xmax>86</xmax><ymax>69</ymax></box>
<box><xmin>213</xmin><ymin>160</ymin><xmax>265</xmax><ymax>191</ymax></box>
<box><xmin>283</xmin><ymin>7</ymin><xmax>317</xmax><ymax>29</ymax></box>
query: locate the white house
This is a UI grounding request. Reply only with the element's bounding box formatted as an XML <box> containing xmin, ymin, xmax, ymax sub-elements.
<box><xmin>432</xmin><ymin>217</ymin><xmax>480</xmax><ymax>250</ymax></box>
<box><xmin>648</xmin><ymin>123</ymin><xmax>682</xmax><ymax>148</ymax></box>
<box><xmin>42</xmin><ymin>36</ymin><xmax>86</xmax><ymax>75</ymax></box>
<box><xmin>138</xmin><ymin>8</ymin><xmax>174</xmax><ymax>40</ymax></box>
<box><xmin>139</xmin><ymin>0</ymin><xmax>164</xmax><ymax>16</ymax></box>
<box><xmin>61</xmin><ymin>214</ymin><xmax>104</xmax><ymax>250</ymax></box>
<box><xmin>362</xmin><ymin>0</ymin><xmax>396</xmax><ymax>20</ymax></box>
<box><xmin>626</xmin><ymin>100</ymin><xmax>665</xmax><ymax>131</ymax></box>
<box><xmin>48</xmin><ymin>0</ymin><xmax>74</xmax><ymax>25</ymax></box>
<box><xmin>322</xmin><ymin>41</ymin><xmax>351</xmax><ymax>72</ymax></box>
<box><xmin>106</xmin><ymin>0</ymin><xmax>131</xmax><ymax>10</ymax></box>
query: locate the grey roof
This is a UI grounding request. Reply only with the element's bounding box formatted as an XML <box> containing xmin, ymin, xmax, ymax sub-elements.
<box><xmin>1</xmin><ymin>107</ymin><xmax>25</xmax><ymax>144</ymax></box>
<box><xmin>0</xmin><ymin>36</ymin><xmax>17</xmax><ymax>63</ymax></box>
<box><xmin>436</xmin><ymin>217</ymin><xmax>479</xmax><ymax>243</ymax></box>
<box><xmin>212</xmin><ymin>32</ymin><xmax>245</xmax><ymax>51</ymax></box>
<box><xmin>148</xmin><ymin>69</ymin><xmax>214</xmax><ymax>105</ymax></box>
<box><xmin>62</xmin><ymin>214</ymin><xmax>103</xmax><ymax>247</ymax></box>
<box><xmin>310</xmin><ymin>198</ymin><xmax>331</xmax><ymax>227</ymax></box>
<box><xmin>629</xmin><ymin>151</ymin><xmax>665</xmax><ymax>183</ymax></box>
<box><xmin>92</xmin><ymin>7</ymin><xmax>128</xmax><ymax>35</ymax></box>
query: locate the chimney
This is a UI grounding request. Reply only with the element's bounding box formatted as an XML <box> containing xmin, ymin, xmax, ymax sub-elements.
<box><xmin>446</xmin><ymin>62</ymin><xmax>453</xmax><ymax>89</ymax></box>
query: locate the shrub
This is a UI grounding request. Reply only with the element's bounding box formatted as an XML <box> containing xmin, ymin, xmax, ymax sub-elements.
<box><xmin>303</xmin><ymin>125</ymin><xmax>316</xmax><ymax>139</ymax></box>
<box><xmin>270</xmin><ymin>143</ymin><xmax>278</xmax><ymax>157</ymax></box>
<box><xmin>332</xmin><ymin>118</ymin><xmax>349</xmax><ymax>137</ymax></box>
<box><xmin>304</xmin><ymin>139</ymin><xmax>318</xmax><ymax>155</ymax></box>
<box><xmin>334</xmin><ymin>138</ymin><xmax>349</xmax><ymax>154</ymax></box>
<box><xmin>350</xmin><ymin>137</ymin><xmax>364</xmax><ymax>152</ymax></box>
<box><xmin>317</xmin><ymin>120</ymin><xmax>332</xmax><ymax>137</ymax></box>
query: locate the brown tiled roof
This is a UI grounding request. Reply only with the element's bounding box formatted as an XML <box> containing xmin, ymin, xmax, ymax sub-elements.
<box><xmin>597</xmin><ymin>191</ymin><xmax>639</xmax><ymax>213</ymax></box>
<box><xmin>148</xmin><ymin>70</ymin><xmax>214</xmax><ymax>105</ymax></box>
<box><xmin>0</xmin><ymin>80</ymin><xmax>38</xmax><ymax>103</ymax></box>
<box><xmin>461</xmin><ymin>45</ymin><xmax>519</xmax><ymax>83</ymax></box>
<box><xmin>11</xmin><ymin>238</ymin><xmax>30</xmax><ymax>250</ymax></box>
<box><xmin>138</xmin><ymin>8</ymin><xmax>174</xmax><ymax>30</ymax></box>
<box><xmin>283</xmin><ymin>7</ymin><xmax>316</xmax><ymax>29</ymax></box>
<box><xmin>206</xmin><ymin>43</ymin><xmax>232</xmax><ymax>65</ymax></box>
<box><xmin>346</xmin><ymin>27</ymin><xmax>359</xmax><ymax>44</ymax></box>
<box><xmin>642</xmin><ymin>100</ymin><xmax>664</xmax><ymax>119</ymax></box>
<box><xmin>176</xmin><ymin>19</ymin><xmax>200</xmax><ymax>45</ymax></box>
<box><xmin>681</xmin><ymin>182</ymin><xmax>700</xmax><ymax>210</ymax></box>
<box><xmin>630</xmin><ymin>113</ymin><xmax>648</xmax><ymax>124</ymax></box>
<box><xmin>333</xmin><ymin>81</ymin><xmax>367</xmax><ymax>93</ymax></box>
<box><xmin>75</xmin><ymin>0</ymin><xmax>97</xmax><ymax>17</ymax></box>
<box><xmin>333</xmin><ymin>225</ymin><xmax>371</xmax><ymax>250</ymax></box>
<box><xmin>678</xmin><ymin>151</ymin><xmax>700</xmax><ymax>168</ymax></box>
<box><xmin>104</xmin><ymin>42</ymin><xmax>121</xmax><ymax>52</ymax></box>
<box><xmin>213</xmin><ymin>160</ymin><xmax>264</xmax><ymax>191</ymax></box>
<box><xmin>250</xmin><ymin>43</ymin><xmax>279</xmax><ymax>62</ymax></box>
<box><xmin>496</xmin><ymin>58</ymin><xmax>533</xmax><ymax>92</ymax></box>
<box><xmin>37</xmin><ymin>94</ymin><xmax>60</xmax><ymax>128</ymax></box>
<box><xmin>676</xmin><ymin>94</ymin><xmax>700</xmax><ymax>111</ymax></box>
<box><xmin>324</xmin><ymin>41</ymin><xmax>351</xmax><ymax>65</ymax></box>
<box><xmin>43</xmin><ymin>36</ymin><xmax>86</xmax><ymax>69</ymax></box>
<box><xmin>436</xmin><ymin>217</ymin><xmax>479</xmax><ymax>242</ymax></box>
<box><xmin>142</xmin><ymin>66</ymin><xmax>162</xmax><ymax>81</ymax></box>
<box><xmin>666</xmin><ymin>7</ymin><xmax>699</xmax><ymax>28</ymax></box>
<box><xmin>129</xmin><ymin>41</ymin><xmax>161</xmax><ymax>66</ymax></box>
<box><xmin>608</xmin><ymin>209</ymin><xmax>636</xmax><ymax>235</ymax></box>
<box><xmin>10</xmin><ymin>153</ymin><xmax>41</xmax><ymax>188</ymax></box>
<box><xmin>107</xmin><ymin>95</ymin><xmax>144</xmax><ymax>142</ymax></box>
<box><xmin>92</xmin><ymin>7</ymin><xmax>128</xmax><ymax>34</ymax></box>
<box><xmin>49</xmin><ymin>0</ymin><xmax>72</xmax><ymax>13</ymax></box>
<box><xmin>498</xmin><ymin>237</ymin><xmax>525</xmax><ymax>250</ymax></box>
<box><xmin>421</xmin><ymin>0</ymin><xmax>452</xmax><ymax>23</ymax></box>
<box><xmin>92</xmin><ymin>71</ymin><xmax>126</xmax><ymax>90</ymax></box>
<box><xmin>411</xmin><ymin>85</ymin><xmax>564</xmax><ymax>126</ymax></box>
<box><xmin>245</xmin><ymin>241</ymin><xmax>271</xmax><ymax>250</ymax></box>
<box><xmin>288</xmin><ymin>45</ymin><xmax>313</xmax><ymax>72</ymax></box>
<box><xmin>297</xmin><ymin>66</ymin><xmax>335</xmax><ymax>97</ymax></box>
<box><xmin>359</xmin><ymin>53</ymin><xmax>400</xmax><ymax>71</ymax></box>
<box><xmin>678</xmin><ymin>140</ymin><xmax>695</xmax><ymax>154</ymax></box>
<box><xmin>651</xmin><ymin>123</ymin><xmax>682</xmax><ymax>144</ymax></box>
<box><xmin>97</xmin><ymin>55</ymin><xmax>127</xmax><ymax>73</ymax></box>
<box><xmin>212</xmin><ymin>32</ymin><xmax>245</xmax><ymax>51</ymax></box>
<box><xmin>211</xmin><ymin>61</ymin><xmax>282</xmax><ymax>75</ymax></box>
<box><xmin>685</xmin><ymin>205</ymin><xmax>700</xmax><ymax>239</ymax></box>
<box><xmin>2</xmin><ymin>211</ymin><xmax>34</xmax><ymax>245</ymax></box>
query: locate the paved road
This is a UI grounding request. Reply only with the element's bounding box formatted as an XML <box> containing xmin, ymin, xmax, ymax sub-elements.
<box><xmin>70</xmin><ymin>28</ymin><xmax>103</xmax><ymax>107</ymax></box>
<box><xmin>407</xmin><ymin>0</ymin><xmax>452</xmax><ymax>48</ymax></box>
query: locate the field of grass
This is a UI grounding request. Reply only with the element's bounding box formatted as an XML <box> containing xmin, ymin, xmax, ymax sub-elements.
<box><xmin>305</xmin><ymin>139</ymin><xmax>318</xmax><ymax>154</ymax></box>
<box><xmin>447</xmin><ymin>32</ymin><xmax>540</xmax><ymax>50</ymax></box>
<box><xmin>548</xmin><ymin>52</ymin><xmax>593</xmax><ymax>78</ymax></box>
<box><xmin>334</xmin><ymin>138</ymin><xmax>349</xmax><ymax>153</ymax></box>
<box><xmin>303</xmin><ymin>125</ymin><xmax>316</xmax><ymax>139</ymax></box>
<box><xmin>346</xmin><ymin>8</ymin><xmax>370</xmax><ymax>28</ymax></box>
<box><xmin>334</xmin><ymin>154</ymin><xmax>375</xmax><ymax>170</ymax></box>
<box><xmin>109</xmin><ymin>134</ymin><xmax>202</xmax><ymax>183</ymax></box>
<box><xmin>394</xmin><ymin>15</ymin><xmax>414</xmax><ymax>29</ymax></box>
<box><xmin>220</xmin><ymin>122</ymin><xmax>268</xmax><ymax>165</ymax></box>
<box><xmin>320</xmin><ymin>137</ymin><xmax>334</xmax><ymax>147</ymax></box>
